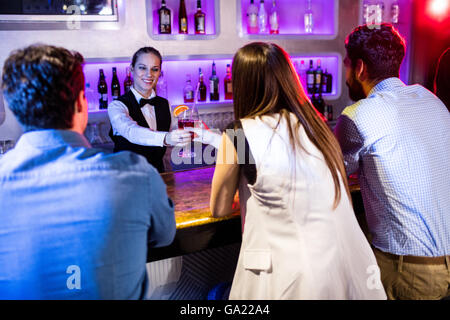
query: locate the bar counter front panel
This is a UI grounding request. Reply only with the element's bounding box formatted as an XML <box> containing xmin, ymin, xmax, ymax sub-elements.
<box><xmin>147</xmin><ymin>166</ymin><xmax>364</xmax><ymax>262</ymax></box>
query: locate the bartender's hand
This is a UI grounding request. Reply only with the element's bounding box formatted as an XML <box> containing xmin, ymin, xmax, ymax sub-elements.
<box><xmin>185</xmin><ymin>124</ymin><xmax>222</xmax><ymax>149</ymax></box>
<box><xmin>164</xmin><ymin>129</ymin><xmax>192</xmax><ymax>147</ymax></box>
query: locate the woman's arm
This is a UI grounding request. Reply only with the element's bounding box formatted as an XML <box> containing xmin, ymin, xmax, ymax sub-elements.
<box><xmin>108</xmin><ymin>100</ymin><xmax>167</xmax><ymax>147</ymax></box>
<box><xmin>210</xmin><ymin>133</ymin><xmax>240</xmax><ymax>218</ymax></box>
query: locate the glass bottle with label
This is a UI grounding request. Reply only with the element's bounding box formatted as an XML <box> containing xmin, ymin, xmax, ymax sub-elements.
<box><xmin>269</xmin><ymin>0</ymin><xmax>279</xmax><ymax>34</ymax></box>
<box><xmin>391</xmin><ymin>0</ymin><xmax>399</xmax><ymax>24</ymax></box>
<box><xmin>323</xmin><ymin>104</ymin><xmax>333</xmax><ymax>121</ymax></box>
<box><xmin>157</xmin><ymin>71</ymin><xmax>167</xmax><ymax>98</ymax></box>
<box><xmin>314</xmin><ymin>59</ymin><xmax>323</xmax><ymax>95</ymax></box>
<box><xmin>258</xmin><ymin>0</ymin><xmax>268</xmax><ymax>33</ymax></box>
<box><xmin>179</xmin><ymin>0</ymin><xmax>188</xmax><ymax>34</ymax></box>
<box><xmin>298</xmin><ymin>59</ymin><xmax>307</xmax><ymax>89</ymax></box>
<box><xmin>184</xmin><ymin>74</ymin><xmax>194</xmax><ymax>103</ymax></box>
<box><xmin>375</xmin><ymin>0</ymin><xmax>384</xmax><ymax>24</ymax></box>
<box><xmin>306</xmin><ymin>60</ymin><xmax>315</xmax><ymax>94</ymax></box>
<box><xmin>85</xmin><ymin>82</ymin><xmax>96</xmax><ymax>111</ymax></box>
<box><xmin>111</xmin><ymin>67</ymin><xmax>120</xmax><ymax>100</ymax></box>
<box><xmin>194</xmin><ymin>0</ymin><xmax>206</xmax><ymax>34</ymax></box>
<box><xmin>209</xmin><ymin>61</ymin><xmax>219</xmax><ymax>101</ymax></box>
<box><xmin>304</xmin><ymin>0</ymin><xmax>313</xmax><ymax>33</ymax></box>
<box><xmin>198</xmin><ymin>68</ymin><xmax>207</xmax><ymax>102</ymax></box>
<box><xmin>158</xmin><ymin>0</ymin><xmax>171</xmax><ymax>34</ymax></box>
<box><xmin>224</xmin><ymin>64</ymin><xmax>233</xmax><ymax>100</ymax></box>
<box><xmin>124</xmin><ymin>67</ymin><xmax>133</xmax><ymax>93</ymax></box>
<box><xmin>247</xmin><ymin>0</ymin><xmax>259</xmax><ymax>34</ymax></box>
<box><xmin>98</xmin><ymin>69</ymin><xmax>108</xmax><ymax>109</ymax></box>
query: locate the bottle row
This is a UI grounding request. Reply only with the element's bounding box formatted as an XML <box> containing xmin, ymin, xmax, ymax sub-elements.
<box><xmin>245</xmin><ymin>0</ymin><xmax>317</xmax><ymax>35</ymax></box>
<box><xmin>158</xmin><ymin>0</ymin><xmax>207</xmax><ymax>35</ymax></box>
<box><xmin>94</xmin><ymin>67</ymin><xmax>132</xmax><ymax>110</ymax></box>
<box><xmin>362</xmin><ymin>0</ymin><xmax>401</xmax><ymax>25</ymax></box>
<box><xmin>86</xmin><ymin>61</ymin><xmax>232</xmax><ymax>111</ymax></box>
<box><xmin>182</xmin><ymin>62</ymin><xmax>233</xmax><ymax>103</ymax></box>
<box><xmin>241</xmin><ymin>0</ymin><xmax>336</xmax><ymax>36</ymax></box>
<box><xmin>87</xmin><ymin>59</ymin><xmax>336</xmax><ymax>112</ymax></box>
<box><xmin>150</xmin><ymin>0</ymin><xmax>338</xmax><ymax>38</ymax></box>
<box><xmin>295</xmin><ymin>58</ymin><xmax>333</xmax><ymax>95</ymax></box>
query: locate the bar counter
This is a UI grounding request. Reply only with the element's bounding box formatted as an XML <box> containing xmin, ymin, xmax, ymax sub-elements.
<box><xmin>147</xmin><ymin>166</ymin><xmax>363</xmax><ymax>262</ymax></box>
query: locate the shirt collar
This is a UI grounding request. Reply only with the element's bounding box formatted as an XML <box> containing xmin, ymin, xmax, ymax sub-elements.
<box><xmin>15</xmin><ymin>129</ymin><xmax>91</xmax><ymax>150</ymax></box>
<box><xmin>368</xmin><ymin>77</ymin><xmax>406</xmax><ymax>97</ymax></box>
<box><xmin>130</xmin><ymin>87</ymin><xmax>156</xmax><ymax>104</ymax></box>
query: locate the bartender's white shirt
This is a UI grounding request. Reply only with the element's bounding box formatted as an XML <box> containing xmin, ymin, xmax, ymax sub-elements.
<box><xmin>108</xmin><ymin>87</ymin><xmax>176</xmax><ymax>147</ymax></box>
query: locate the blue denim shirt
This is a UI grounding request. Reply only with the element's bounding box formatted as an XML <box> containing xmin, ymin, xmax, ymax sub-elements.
<box><xmin>335</xmin><ymin>78</ymin><xmax>450</xmax><ymax>257</ymax></box>
<box><xmin>0</xmin><ymin>130</ymin><xmax>176</xmax><ymax>299</ymax></box>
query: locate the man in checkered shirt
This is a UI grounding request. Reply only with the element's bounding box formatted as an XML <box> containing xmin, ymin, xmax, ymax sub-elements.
<box><xmin>335</xmin><ymin>23</ymin><xmax>450</xmax><ymax>300</ymax></box>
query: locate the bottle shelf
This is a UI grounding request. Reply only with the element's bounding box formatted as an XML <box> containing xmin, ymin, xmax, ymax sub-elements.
<box><xmin>146</xmin><ymin>0</ymin><xmax>220</xmax><ymax>40</ymax></box>
<box><xmin>238</xmin><ymin>0</ymin><xmax>338</xmax><ymax>39</ymax></box>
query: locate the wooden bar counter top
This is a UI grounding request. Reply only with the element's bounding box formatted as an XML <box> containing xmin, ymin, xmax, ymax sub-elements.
<box><xmin>148</xmin><ymin>166</ymin><xmax>363</xmax><ymax>262</ymax></box>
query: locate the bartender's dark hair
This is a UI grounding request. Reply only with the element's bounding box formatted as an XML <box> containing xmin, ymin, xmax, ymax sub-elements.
<box><xmin>231</xmin><ymin>42</ymin><xmax>350</xmax><ymax>209</ymax></box>
<box><xmin>131</xmin><ymin>47</ymin><xmax>162</xmax><ymax>67</ymax></box>
<box><xmin>345</xmin><ymin>23</ymin><xmax>406</xmax><ymax>82</ymax></box>
<box><xmin>1</xmin><ymin>44</ymin><xmax>85</xmax><ymax>131</ymax></box>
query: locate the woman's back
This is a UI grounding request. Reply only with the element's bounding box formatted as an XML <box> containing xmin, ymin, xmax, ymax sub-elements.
<box><xmin>230</xmin><ymin>113</ymin><xmax>386</xmax><ymax>299</ymax></box>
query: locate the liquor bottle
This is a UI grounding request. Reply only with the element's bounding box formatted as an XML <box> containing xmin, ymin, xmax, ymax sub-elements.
<box><xmin>375</xmin><ymin>0</ymin><xmax>384</xmax><ymax>24</ymax></box>
<box><xmin>269</xmin><ymin>0</ymin><xmax>279</xmax><ymax>34</ymax></box>
<box><xmin>324</xmin><ymin>69</ymin><xmax>332</xmax><ymax>94</ymax></box>
<box><xmin>98</xmin><ymin>69</ymin><xmax>108</xmax><ymax>109</ymax></box>
<box><xmin>124</xmin><ymin>67</ymin><xmax>133</xmax><ymax>93</ymax></box>
<box><xmin>157</xmin><ymin>71</ymin><xmax>167</xmax><ymax>98</ymax></box>
<box><xmin>314</xmin><ymin>59</ymin><xmax>323</xmax><ymax>94</ymax></box>
<box><xmin>224</xmin><ymin>64</ymin><xmax>233</xmax><ymax>100</ymax></box>
<box><xmin>362</xmin><ymin>0</ymin><xmax>370</xmax><ymax>24</ymax></box>
<box><xmin>304</xmin><ymin>0</ymin><xmax>313</xmax><ymax>34</ymax></box>
<box><xmin>306</xmin><ymin>60</ymin><xmax>315</xmax><ymax>94</ymax></box>
<box><xmin>298</xmin><ymin>60</ymin><xmax>307</xmax><ymax>88</ymax></box>
<box><xmin>391</xmin><ymin>0</ymin><xmax>399</xmax><ymax>24</ymax></box>
<box><xmin>323</xmin><ymin>104</ymin><xmax>333</xmax><ymax>122</ymax></box>
<box><xmin>183</xmin><ymin>74</ymin><xmax>194</xmax><ymax>103</ymax></box>
<box><xmin>209</xmin><ymin>61</ymin><xmax>219</xmax><ymax>101</ymax></box>
<box><xmin>194</xmin><ymin>0</ymin><xmax>206</xmax><ymax>34</ymax></box>
<box><xmin>322</xmin><ymin>68</ymin><xmax>329</xmax><ymax>94</ymax></box>
<box><xmin>198</xmin><ymin>68</ymin><xmax>207</xmax><ymax>102</ymax></box>
<box><xmin>179</xmin><ymin>0</ymin><xmax>188</xmax><ymax>34</ymax></box>
<box><xmin>247</xmin><ymin>0</ymin><xmax>259</xmax><ymax>34</ymax></box>
<box><xmin>85</xmin><ymin>82</ymin><xmax>96</xmax><ymax>111</ymax></box>
<box><xmin>111</xmin><ymin>67</ymin><xmax>120</xmax><ymax>100</ymax></box>
<box><xmin>315</xmin><ymin>81</ymin><xmax>325</xmax><ymax>114</ymax></box>
<box><xmin>258</xmin><ymin>0</ymin><xmax>268</xmax><ymax>33</ymax></box>
<box><xmin>158</xmin><ymin>0</ymin><xmax>171</xmax><ymax>34</ymax></box>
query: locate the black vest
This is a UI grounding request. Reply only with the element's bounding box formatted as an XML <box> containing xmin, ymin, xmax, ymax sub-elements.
<box><xmin>109</xmin><ymin>90</ymin><xmax>171</xmax><ymax>173</ymax></box>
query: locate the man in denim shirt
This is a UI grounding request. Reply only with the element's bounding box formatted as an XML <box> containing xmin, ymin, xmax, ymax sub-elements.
<box><xmin>335</xmin><ymin>24</ymin><xmax>450</xmax><ymax>300</ymax></box>
<box><xmin>0</xmin><ymin>44</ymin><xmax>176</xmax><ymax>299</ymax></box>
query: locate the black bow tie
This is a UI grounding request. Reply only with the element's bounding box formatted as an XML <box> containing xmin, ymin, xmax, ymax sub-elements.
<box><xmin>139</xmin><ymin>98</ymin><xmax>155</xmax><ymax>107</ymax></box>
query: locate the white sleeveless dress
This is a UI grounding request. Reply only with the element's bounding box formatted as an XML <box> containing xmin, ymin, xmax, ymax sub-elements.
<box><xmin>229</xmin><ymin>113</ymin><xmax>387</xmax><ymax>300</ymax></box>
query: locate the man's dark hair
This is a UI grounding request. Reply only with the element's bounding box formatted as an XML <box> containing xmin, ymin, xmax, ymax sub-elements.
<box><xmin>345</xmin><ymin>23</ymin><xmax>406</xmax><ymax>81</ymax></box>
<box><xmin>1</xmin><ymin>44</ymin><xmax>85</xmax><ymax>131</ymax></box>
<box><xmin>131</xmin><ymin>47</ymin><xmax>162</xmax><ymax>68</ymax></box>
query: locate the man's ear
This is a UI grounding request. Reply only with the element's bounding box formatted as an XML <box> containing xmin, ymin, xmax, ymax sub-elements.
<box><xmin>75</xmin><ymin>90</ymin><xmax>86</xmax><ymax>113</ymax></box>
<box><xmin>355</xmin><ymin>59</ymin><xmax>370</xmax><ymax>82</ymax></box>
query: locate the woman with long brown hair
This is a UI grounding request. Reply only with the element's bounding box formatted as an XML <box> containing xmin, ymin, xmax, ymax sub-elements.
<box><xmin>190</xmin><ymin>42</ymin><xmax>386</xmax><ymax>299</ymax></box>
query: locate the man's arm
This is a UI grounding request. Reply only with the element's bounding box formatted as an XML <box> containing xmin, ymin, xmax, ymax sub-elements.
<box><xmin>334</xmin><ymin>114</ymin><xmax>365</xmax><ymax>176</ymax></box>
<box><xmin>147</xmin><ymin>173</ymin><xmax>176</xmax><ymax>248</ymax></box>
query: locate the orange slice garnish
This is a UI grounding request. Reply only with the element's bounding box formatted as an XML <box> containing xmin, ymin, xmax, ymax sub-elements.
<box><xmin>173</xmin><ymin>105</ymin><xmax>189</xmax><ymax>117</ymax></box>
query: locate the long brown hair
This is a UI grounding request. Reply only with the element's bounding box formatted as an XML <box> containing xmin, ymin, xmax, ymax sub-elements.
<box><xmin>231</xmin><ymin>42</ymin><xmax>350</xmax><ymax>208</ymax></box>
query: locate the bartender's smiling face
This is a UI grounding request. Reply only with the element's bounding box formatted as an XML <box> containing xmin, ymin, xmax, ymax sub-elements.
<box><xmin>131</xmin><ymin>53</ymin><xmax>161</xmax><ymax>97</ymax></box>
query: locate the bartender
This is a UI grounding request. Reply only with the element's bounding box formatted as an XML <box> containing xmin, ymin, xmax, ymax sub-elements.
<box><xmin>108</xmin><ymin>46</ymin><xmax>191</xmax><ymax>172</ymax></box>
